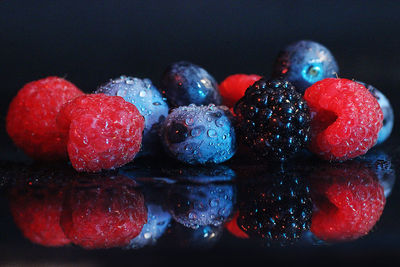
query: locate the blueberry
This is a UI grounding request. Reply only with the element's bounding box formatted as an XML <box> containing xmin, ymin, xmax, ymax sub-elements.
<box><xmin>160</xmin><ymin>61</ymin><xmax>222</xmax><ymax>106</ymax></box>
<box><xmin>96</xmin><ymin>76</ymin><xmax>169</xmax><ymax>157</ymax></box>
<box><xmin>160</xmin><ymin>104</ymin><xmax>236</xmax><ymax>165</ymax></box>
<box><xmin>167</xmin><ymin>182</ymin><xmax>235</xmax><ymax>229</ymax></box>
<box><xmin>272</xmin><ymin>40</ymin><xmax>339</xmax><ymax>93</ymax></box>
<box><xmin>357</xmin><ymin>81</ymin><xmax>394</xmax><ymax>145</ymax></box>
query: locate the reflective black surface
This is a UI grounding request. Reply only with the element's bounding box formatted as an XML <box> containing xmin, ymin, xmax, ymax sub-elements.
<box><xmin>1</xmin><ymin>144</ymin><xmax>399</xmax><ymax>265</ymax></box>
<box><xmin>2</xmin><ymin>0</ymin><xmax>400</xmax><ymax>266</ymax></box>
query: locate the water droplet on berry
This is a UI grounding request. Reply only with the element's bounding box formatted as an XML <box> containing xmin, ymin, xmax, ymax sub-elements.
<box><xmin>185</xmin><ymin>117</ymin><xmax>194</xmax><ymax>126</ymax></box>
<box><xmin>144</xmin><ymin>232</ymin><xmax>151</xmax><ymax>239</ymax></box>
<box><xmin>215</xmin><ymin>118</ymin><xmax>225</xmax><ymax>127</ymax></box>
<box><xmin>207</xmin><ymin>129</ymin><xmax>217</xmax><ymax>138</ymax></box>
<box><xmin>126</xmin><ymin>79</ymin><xmax>134</xmax><ymax>85</ymax></box>
<box><xmin>139</xmin><ymin>90</ymin><xmax>147</xmax><ymax>97</ymax></box>
<box><xmin>116</xmin><ymin>90</ymin><xmax>126</xmax><ymax>97</ymax></box>
<box><xmin>210</xmin><ymin>199</ymin><xmax>219</xmax><ymax>207</ymax></box>
<box><xmin>191</xmin><ymin>126</ymin><xmax>204</xmax><ymax>137</ymax></box>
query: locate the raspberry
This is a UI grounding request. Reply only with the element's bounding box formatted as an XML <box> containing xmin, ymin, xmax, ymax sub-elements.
<box><xmin>8</xmin><ymin>169</ymin><xmax>71</xmax><ymax>247</ymax></box>
<box><xmin>234</xmin><ymin>78</ymin><xmax>311</xmax><ymax>161</ymax></box>
<box><xmin>304</xmin><ymin>78</ymin><xmax>383</xmax><ymax>161</ymax></box>
<box><xmin>95</xmin><ymin>76</ymin><xmax>169</xmax><ymax>157</ymax></box>
<box><xmin>60</xmin><ymin>174</ymin><xmax>147</xmax><ymax>249</ymax></box>
<box><xmin>58</xmin><ymin>94</ymin><xmax>145</xmax><ymax>172</ymax></box>
<box><xmin>6</xmin><ymin>77</ymin><xmax>84</xmax><ymax>160</ymax></box>
<box><xmin>310</xmin><ymin>162</ymin><xmax>386</xmax><ymax>242</ymax></box>
<box><xmin>356</xmin><ymin>81</ymin><xmax>393</xmax><ymax>145</ymax></box>
<box><xmin>219</xmin><ymin>74</ymin><xmax>262</xmax><ymax>107</ymax></box>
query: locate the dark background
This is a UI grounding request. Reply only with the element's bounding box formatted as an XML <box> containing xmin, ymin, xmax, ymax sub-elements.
<box><xmin>1</xmin><ymin>0</ymin><xmax>400</xmax><ymax>266</ymax></box>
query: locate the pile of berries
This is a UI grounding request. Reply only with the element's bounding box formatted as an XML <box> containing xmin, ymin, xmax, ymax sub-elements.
<box><xmin>6</xmin><ymin>40</ymin><xmax>392</xmax><ymax>172</ymax></box>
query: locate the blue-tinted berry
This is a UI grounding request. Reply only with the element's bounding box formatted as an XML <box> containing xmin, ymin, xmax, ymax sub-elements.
<box><xmin>357</xmin><ymin>81</ymin><xmax>393</xmax><ymax>145</ymax></box>
<box><xmin>272</xmin><ymin>40</ymin><xmax>339</xmax><ymax>93</ymax></box>
<box><xmin>160</xmin><ymin>61</ymin><xmax>222</xmax><ymax>107</ymax></box>
<box><xmin>96</xmin><ymin>76</ymin><xmax>169</xmax><ymax>156</ymax></box>
<box><xmin>160</xmin><ymin>104</ymin><xmax>236</xmax><ymax>165</ymax></box>
<box><xmin>167</xmin><ymin>182</ymin><xmax>235</xmax><ymax>229</ymax></box>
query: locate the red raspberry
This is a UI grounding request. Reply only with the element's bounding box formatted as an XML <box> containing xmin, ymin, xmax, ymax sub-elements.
<box><xmin>58</xmin><ymin>94</ymin><xmax>145</xmax><ymax>172</ymax></box>
<box><xmin>304</xmin><ymin>78</ymin><xmax>383</xmax><ymax>161</ymax></box>
<box><xmin>219</xmin><ymin>74</ymin><xmax>262</xmax><ymax>107</ymax></box>
<box><xmin>310</xmin><ymin>163</ymin><xmax>386</xmax><ymax>242</ymax></box>
<box><xmin>60</xmin><ymin>175</ymin><xmax>147</xmax><ymax>249</ymax></box>
<box><xmin>9</xmin><ymin>181</ymin><xmax>70</xmax><ymax>247</ymax></box>
<box><xmin>6</xmin><ymin>77</ymin><xmax>84</xmax><ymax>160</ymax></box>
<box><xmin>225</xmin><ymin>211</ymin><xmax>249</xmax><ymax>239</ymax></box>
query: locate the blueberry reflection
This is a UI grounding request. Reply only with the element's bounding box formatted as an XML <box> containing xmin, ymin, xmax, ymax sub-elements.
<box><xmin>127</xmin><ymin>203</ymin><xmax>171</xmax><ymax>249</ymax></box>
<box><xmin>309</xmin><ymin>161</ymin><xmax>386</xmax><ymax>242</ymax></box>
<box><xmin>126</xmin><ymin>183</ymin><xmax>171</xmax><ymax>249</ymax></box>
<box><xmin>236</xmin><ymin>171</ymin><xmax>312</xmax><ymax>246</ymax></box>
<box><xmin>164</xmin><ymin>165</ymin><xmax>236</xmax><ymax>229</ymax></box>
<box><xmin>167</xmin><ymin>181</ymin><xmax>235</xmax><ymax>229</ymax></box>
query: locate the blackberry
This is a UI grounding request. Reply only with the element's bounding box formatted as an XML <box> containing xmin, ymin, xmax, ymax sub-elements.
<box><xmin>237</xmin><ymin>172</ymin><xmax>313</xmax><ymax>245</ymax></box>
<box><xmin>234</xmin><ymin>78</ymin><xmax>311</xmax><ymax>161</ymax></box>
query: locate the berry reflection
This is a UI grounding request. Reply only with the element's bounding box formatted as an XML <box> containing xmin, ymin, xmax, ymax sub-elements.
<box><xmin>8</xmin><ymin>167</ymin><xmax>72</xmax><ymax>247</ymax></box>
<box><xmin>236</xmin><ymin>172</ymin><xmax>312</xmax><ymax>245</ymax></box>
<box><xmin>60</xmin><ymin>174</ymin><xmax>147</xmax><ymax>249</ymax></box>
<box><xmin>309</xmin><ymin>162</ymin><xmax>386</xmax><ymax>242</ymax></box>
<box><xmin>4</xmin><ymin>152</ymin><xmax>393</xmax><ymax>249</ymax></box>
<box><xmin>167</xmin><ymin>182</ymin><xmax>235</xmax><ymax>229</ymax></box>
